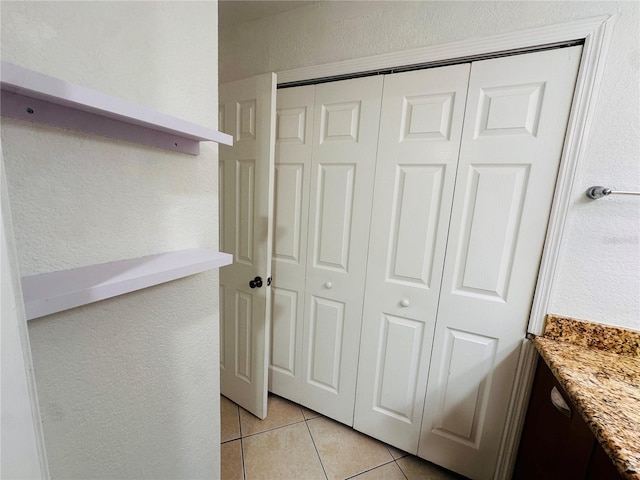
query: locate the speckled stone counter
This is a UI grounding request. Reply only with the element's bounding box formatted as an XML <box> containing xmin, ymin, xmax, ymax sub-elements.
<box><xmin>533</xmin><ymin>315</ymin><xmax>640</xmax><ymax>480</ymax></box>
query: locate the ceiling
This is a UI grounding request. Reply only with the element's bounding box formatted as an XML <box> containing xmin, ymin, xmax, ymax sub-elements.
<box><xmin>219</xmin><ymin>1</ymin><xmax>313</xmax><ymax>29</ymax></box>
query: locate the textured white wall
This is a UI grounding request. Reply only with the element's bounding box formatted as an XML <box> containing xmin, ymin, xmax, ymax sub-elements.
<box><xmin>220</xmin><ymin>1</ymin><xmax>640</xmax><ymax>331</ymax></box>
<box><xmin>1</xmin><ymin>1</ymin><xmax>221</xmax><ymax>478</ymax></box>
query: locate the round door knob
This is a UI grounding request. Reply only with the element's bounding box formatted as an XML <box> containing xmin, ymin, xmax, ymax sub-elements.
<box><xmin>400</xmin><ymin>299</ymin><xmax>410</xmax><ymax>307</ymax></box>
<box><xmin>325</xmin><ymin>282</ymin><xmax>333</xmax><ymax>289</ymax></box>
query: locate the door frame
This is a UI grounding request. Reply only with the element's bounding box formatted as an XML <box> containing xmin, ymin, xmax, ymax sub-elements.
<box><xmin>1</xmin><ymin>159</ymin><xmax>50</xmax><ymax>479</ymax></box>
<box><xmin>275</xmin><ymin>15</ymin><xmax>615</xmax><ymax>480</ymax></box>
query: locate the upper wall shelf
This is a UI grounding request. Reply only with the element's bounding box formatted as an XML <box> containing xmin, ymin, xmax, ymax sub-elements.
<box><xmin>21</xmin><ymin>248</ymin><xmax>233</xmax><ymax>321</ymax></box>
<box><xmin>0</xmin><ymin>61</ymin><xmax>233</xmax><ymax>155</ymax></box>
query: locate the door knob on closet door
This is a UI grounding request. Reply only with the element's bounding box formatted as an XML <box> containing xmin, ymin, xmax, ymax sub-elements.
<box><xmin>400</xmin><ymin>299</ymin><xmax>410</xmax><ymax>307</ymax></box>
<box><xmin>325</xmin><ymin>282</ymin><xmax>333</xmax><ymax>289</ymax></box>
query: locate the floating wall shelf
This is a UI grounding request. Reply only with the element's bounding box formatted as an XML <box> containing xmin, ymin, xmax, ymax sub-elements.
<box><xmin>0</xmin><ymin>61</ymin><xmax>233</xmax><ymax>155</ymax></box>
<box><xmin>21</xmin><ymin>248</ymin><xmax>233</xmax><ymax>320</ymax></box>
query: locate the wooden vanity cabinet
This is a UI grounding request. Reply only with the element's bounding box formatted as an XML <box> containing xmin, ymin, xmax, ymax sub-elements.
<box><xmin>513</xmin><ymin>357</ymin><xmax>623</xmax><ymax>480</ymax></box>
<box><xmin>587</xmin><ymin>441</ymin><xmax>625</xmax><ymax>480</ymax></box>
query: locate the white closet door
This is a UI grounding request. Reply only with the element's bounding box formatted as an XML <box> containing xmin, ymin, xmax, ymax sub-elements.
<box><xmin>353</xmin><ymin>64</ymin><xmax>471</xmax><ymax>453</ymax></box>
<box><xmin>301</xmin><ymin>76</ymin><xmax>383</xmax><ymax>425</ymax></box>
<box><xmin>418</xmin><ymin>46</ymin><xmax>582</xmax><ymax>479</ymax></box>
<box><xmin>269</xmin><ymin>85</ymin><xmax>315</xmax><ymax>401</ymax></box>
<box><xmin>219</xmin><ymin>73</ymin><xmax>277</xmax><ymax>419</ymax></box>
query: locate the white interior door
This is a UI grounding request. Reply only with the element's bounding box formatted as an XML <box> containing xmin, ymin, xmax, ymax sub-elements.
<box><xmin>353</xmin><ymin>64</ymin><xmax>470</xmax><ymax>453</ymax></box>
<box><xmin>418</xmin><ymin>46</ymin><xmax>582</xmax><ymax>479</ymax></box>
<box><xmin>300</xmin><ymin>76</ymin><xmax>383</xmax><ymax>425</ymax></box>
<box><xmin>219</xmin><ymin>73</ymin><xmax>276</xmax><ymax>419</ymax></box>
<box><xmin>269</xmin><ymin>85</ymin><xmax>315</xmax><ymax>401</ymax></box>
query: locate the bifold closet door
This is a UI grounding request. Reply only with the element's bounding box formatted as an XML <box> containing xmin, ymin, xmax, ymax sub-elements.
<box><xmin>353</xmin><ymin>64</ymin><xmax>471</xmax><ymax>453</ymax></box>
<box><xmin>300</xmin><ymin>76</ymin><xmax>384</xmax><ymax>425</ymax></box>
<box><xmin>418</xmin><ymin>46</ymin><xmax>582</xmax><ymax>480</ymax></box>
<box><xmin>270</xmin><ymin>77</ymin><xmax>384</xmax><ymax>425</ymax></box>
<box><xmin>269</xmin><ymin>85</ymin><xmax>315</xmax><ymax>401</ymax></box>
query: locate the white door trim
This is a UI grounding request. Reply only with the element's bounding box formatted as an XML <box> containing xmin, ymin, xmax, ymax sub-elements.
<box><xmin>276</xmin><ymin>15</ymin><xmax>616</xmax><ymax>480</ymax></box>
<box><xmin>277</xmin><ymin>15</ymin><xmax>612</xmax><ymax>85</ymax></box>
<box><xmin>1</xmin><ymin>158</ymin><xmax>50</xmax><ymax>479</ymax></box>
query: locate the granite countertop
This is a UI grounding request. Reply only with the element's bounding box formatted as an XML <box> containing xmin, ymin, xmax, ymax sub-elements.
<box><xmin>533</xmin><ymin>315</ymin><xmax>640</xmax><ymax>480</ymax></box>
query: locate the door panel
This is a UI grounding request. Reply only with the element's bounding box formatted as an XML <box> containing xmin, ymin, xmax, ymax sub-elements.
<box><xmin>307</xmin><ymin>295</ymin><xmax>345</xmax><ymax>393</ymax></box>
<box><xmin>353</xmin><ymin>64</ymin><xmax>471</xmax><ymax>453</ymax></box>
<box><xmin>301</xmin><ymin>76</ymin><xmax>384</xmax><ymax>425</ymax></box>
<box><xmin>313</xmin><ymin>163</ymin><xmax>356</xmax><ymax>271</ymax></box>
<box><xmin>234</xmin><ymin>291</ymin><xmax>253</xmax><ymax>382</ymax></box>
<box><xmin>220</xmin><ymin>284</ymin><xmax>226</xmax><ymax>368</ymax></box>
<box><xmin>269</xmin><ymin>85</ymin><xmax>315</xmax><ymax>401</ymax></box>
<box><xmin>418</xmin><ymin>46</ymin><xmax>582</xmax><ymax>480</ymax></box>
<box><xmin>373</xmin><ymin>314</ymin><xmax>425</xmax><ymax>421</ymax></box>
<box><xmin>219</xmin><ymin>73</ymin><xmax>277</xmax><ymax>419</ymax></box>
<box><xmin>453</xmin><ymin>164</ymin><xmax>530</xmax><ymax>299</ymax></box>
<box><xmin>235</xmin><ymin>159</ymin><xmax>256</xmax><ymax>265</ymax></box>
<box><xmin>432</xmin><ymin>328</ymin><xmax>497</xmax><ymax>444</ymax></box>
<box><xmin>270</xmin><ymin>287</ymin><xmax>298</xmax><ymax>376</ymax></box>
<box><xmin>273</xmin><ymin>163</ymin><xmax>305</xmax><ymax>262</ymax></box>
<box><xmin>387</xmin><ymin>164</ymin><xmax>446</xmax><ymax>287</ymax></box>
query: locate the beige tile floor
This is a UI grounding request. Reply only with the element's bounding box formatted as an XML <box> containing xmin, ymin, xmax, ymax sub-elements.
<box><xmin>221</xmin><ymin>393</ymin><xmax>467</xmax><ymax>480</ymax></box>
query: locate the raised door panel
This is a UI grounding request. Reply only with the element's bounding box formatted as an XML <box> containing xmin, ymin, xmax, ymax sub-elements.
<box><xmin>353</xmin><ymin>64</ymin><xmax>470</xmax><ymax>453</ymax></box>
<box><xmin>219</xmin><ymin>160</ymin><xmax>227</xmax><ymax>253</ymax></box>
<box><xmin>418</xmin><ymin>47</ymin><xmax>582</xmax><ymax>480</ymax></box>
<box><xmin>273</xmin><ymin>163</ymin><xmax>304</xmax><ymax>263</ymax></box>
<box><xmin>313</xmin><ymin>163</ymin><xmax>355</xmax><ymax>272</ymax></box>
<box><xmin>235</xmin><ymin>159</ymin><xmax>256</xmax><ymax>266</ymax></box>
<box><xmin>452</xmin><ymin>164</ymin><xmax>530</xmax><ymax>300</ymax></box>
<box><xmin>429</xmin><ymin>329</ymin><xmax>498</xmax><ymax>445</ymax></box>
<box><xmin>386</xmin><ymin>164</ymin><xmax>445</xmax><ymax>288</ymax></box>
<box><xmin>220</xmin><ymin>284</ymin><xmax>226</xmax><ymax>369</ymax></box>
<box><xmin>269</xmin><ymin>85</ymin><xmax>315</xmax><ymax>401</ymax></box>
<box><xmin>301</xmin><ymin>76</ymin><xmax>383</xmax><ymax>425</ymax></box>
<box><xmin>270</xmin><ymin>287</ymin><xmax>298</xmax><ymax>378</ymax></box>
<box><xmin>219</xmin><ymin>74</ymin><xmax>277</xmax><ymax>420</ymax></box>
<box><xmin>307</xmin><ymin>295</ymin><xmax>345</xmax><ymax>393</ymax></box>
<box><xmin>371</xmin><ymin>314</ymin><xmax>425</xmax><ymax>421</ymax></box>
<box><xmin>234</xmin><ymin>291</ymin><xmax>254</xmax><ymax>383</ymax></box>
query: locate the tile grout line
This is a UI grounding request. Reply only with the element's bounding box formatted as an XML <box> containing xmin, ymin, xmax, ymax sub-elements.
<box><xmin>237</xmin><ymin>406</ymin><xmax>247</xmax><ymax>480</ymax></box>
<box><xmin>386</xmin><ymin>445</ymin><xmax>410</xmax><ymax>480</ymax></box>
<box><xmin>393</xmin><ymin>458</ymin><xmax>409</xmax><ymax>480</ymax></box>
<box><xmin>221</xmin><ymin>437</ymin><xmax>241</xmax><ymax>445</ymax></box>
<box><xmin>343</xmin><ymin>459</ymin><xmax>398</xmax><ymax>479</ymax></box>
<box><xmin>239</xmin><ymin>417</ymin><xmax>308</xmax><ymax>439</ymax></box>
<box><xmin>340</xmin><ymin>444</ymin><xmax>407</xmax><ymax>479</ymax></box>
<box><xmin>304</xmin><ymin>416</ymin><xmax>329</xmax><ymax>480</ymax></box>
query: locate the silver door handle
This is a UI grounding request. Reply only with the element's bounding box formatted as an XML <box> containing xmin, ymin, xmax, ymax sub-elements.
<box><xmin>550</xmin><ymin>386</ymin><xmax>571</xmax><ymax>418</ymax></box>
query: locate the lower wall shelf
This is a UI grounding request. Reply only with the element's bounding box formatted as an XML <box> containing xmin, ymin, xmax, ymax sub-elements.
<box><xmin>21</xmin><ymin>248</ymin><xmax>233</xmax><ymax>320</ymax></box>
